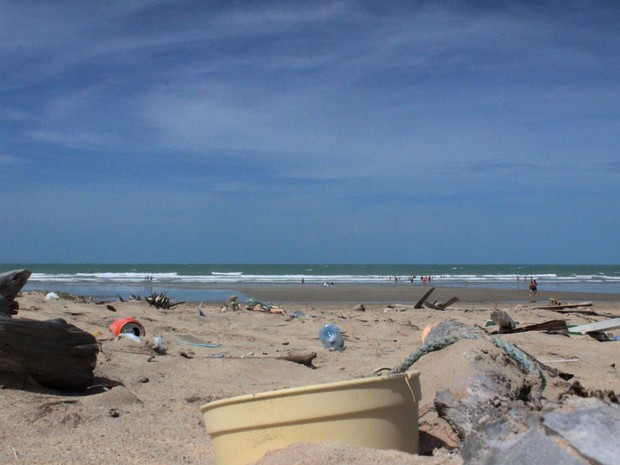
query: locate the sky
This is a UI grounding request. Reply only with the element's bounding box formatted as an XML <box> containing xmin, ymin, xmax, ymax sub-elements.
<box><xmin>2</xmin><ymin>1</ymin><xmax>619</xmax><ymax>264</ymax></box>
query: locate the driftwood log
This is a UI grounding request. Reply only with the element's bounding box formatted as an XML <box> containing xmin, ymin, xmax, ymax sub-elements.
<box><xmin>0</xmin><ymin>317</ymin><xmax>99</xmax><ymax>391</ymax></box>
<box><xmin>0</xmin><ymin>269</ymin><xmax>99</xmax><ymax>391</ymax></box>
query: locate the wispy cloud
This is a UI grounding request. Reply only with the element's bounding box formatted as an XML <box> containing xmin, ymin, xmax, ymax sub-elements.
<box><xmin>2</xmin><ymin>1</ymin><xmax>620</xmax><ymax>262</ymax></box>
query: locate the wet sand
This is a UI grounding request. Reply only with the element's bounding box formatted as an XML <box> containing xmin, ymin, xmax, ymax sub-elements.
<box><xmin>226</xmin><ymin>283</ymin><xmax>620</xmax><ymax>305</ymax></box>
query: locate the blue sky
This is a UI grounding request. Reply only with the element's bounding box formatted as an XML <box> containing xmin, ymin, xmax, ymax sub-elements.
<box><xmin>2</xmin><ymin>1</ymin><xmax>619</xmax><ymax>264</ymax></box>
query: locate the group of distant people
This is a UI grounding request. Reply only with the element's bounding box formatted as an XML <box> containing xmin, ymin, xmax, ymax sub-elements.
<box><xmin>389</xmin><ymin>275</ymin><xmax>433</xmax><ymax>283</ymax></box>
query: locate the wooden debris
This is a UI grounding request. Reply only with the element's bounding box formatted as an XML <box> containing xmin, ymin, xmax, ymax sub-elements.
<box><xmin>414</xmin><ymin>287</ymin><xmax>435</xmax><ymax>309</ymax></box>
<box><xmin>491</xmin><ymin>319</ymin><xmax>569</xmax><ymax>335</ymax></box>
<box><xmin>535</xmin><ymin>300</ymin><xmax>593</xmax><ymax>310</ymax></box>
<box><xmin>0</xmin><ymin>317</ymin><xmax>99</xmax><ymax>391</ymax></box>
<box><xmin>276</xmin><ymin>352</ymin><xmax>317</xmax><ymax>368</ymax></box>
<box><xmin>145</xmin><ymin>292</ymin><xmax>184</xmax><ymax>309</ymax></box>
<box><xmin>569</xmin><ymin>318</ymin><xmax>620</xmax><ymax>334</ymax></box>
<box><xmin>0</xmin><ymin>269</ymin><xmax>31</xmax><ymax>317</ymax></box>
<box><xmin>425</xmin><ymin>297</ymin><xmax>459</xmax><ymax>310</ymax></box>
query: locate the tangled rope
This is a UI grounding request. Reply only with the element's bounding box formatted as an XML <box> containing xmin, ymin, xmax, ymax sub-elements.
<box><xmin>385</xmin><ymin>329</ymin><xmax>546</xmax><ymax>399</ymax></box>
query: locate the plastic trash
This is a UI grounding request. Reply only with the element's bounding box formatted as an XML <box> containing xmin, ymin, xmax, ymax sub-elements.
<box><xmin>118</xmin><ymin>333</ymin><xmax>141</xmax><ymax>343</ymax></box>
<box><xmin>152</xmin><ymin>336</ymin><xmax>167</xmax><ymax>354</ymax></box>
<box><xmin>319</xmin><ymin>323</ymin><xmax>344</xmax><ymax>350</ymax></box>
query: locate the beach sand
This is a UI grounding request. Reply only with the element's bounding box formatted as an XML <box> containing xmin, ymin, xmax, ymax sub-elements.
<box><xmin>1</xmin><ymin>285</ymin><xmax>618</xmax><ymax>464</ymax></box>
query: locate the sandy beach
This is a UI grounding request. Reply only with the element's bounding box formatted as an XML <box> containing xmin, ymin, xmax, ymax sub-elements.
<box><xmin>1</xmin><ymin>285</ymin><xmax>618</xmax><ymax>464</ymax></box>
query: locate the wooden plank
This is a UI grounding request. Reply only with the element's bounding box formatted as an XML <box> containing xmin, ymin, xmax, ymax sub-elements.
<box><xmin>424</xmin><ymin>301</ymin><xmax>443</xmax><ymax>310</ymax></box>
<box><xmin>535</xmin><ymin>302</ymin><xmax>592</xmax><ymax>310</ymax></box>
<box><xmin>569</xmin><ymin>318</ymin><xmax>620</xmax><ymax>334</ymax></box>
<box><xmin>493</xmin><ymin>320</ymin><xmax>568</xmax><ymax>334</ymax></box>
<box><xmin>439</xmin><ymin>297</ymin><xmax>459</xmax><ymax>309</ymax></box>
<box><xmin>414</xmin><ymin>287</ymin><xmax>435</xmax><ymax>309</ymax></box>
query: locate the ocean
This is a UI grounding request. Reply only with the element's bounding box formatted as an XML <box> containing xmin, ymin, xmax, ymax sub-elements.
<box><xmin>4</xmin><ymin>263</ymin><xmax>620</xmax><ymax>302</ymax></box>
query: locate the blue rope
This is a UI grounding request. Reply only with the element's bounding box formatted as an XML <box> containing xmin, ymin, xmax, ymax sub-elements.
<box><xmin>387</xmin><ymin>331</ymin><xmax>546</xmax><ymax>399</ymax></box>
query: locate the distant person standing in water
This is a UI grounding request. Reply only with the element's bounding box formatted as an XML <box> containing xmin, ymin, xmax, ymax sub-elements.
<box><xmin>529</xmin><ymin>278</ymin><xmax>538</xmax><ymax>296</ymax></box>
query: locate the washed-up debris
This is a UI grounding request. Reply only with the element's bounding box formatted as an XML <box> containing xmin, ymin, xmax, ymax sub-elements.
<box><xmin>319</xmin><ymin>323</ymin><xmax>344</xmax><ymax>351</ymax></box>
<box><xmin>109</xmin><ymin>317</ymin><xmax>145</xmax><ymax>337</ymax></box>
<box><xmin>176</xmin><ymin>334</ymin><xmax>220</xmax><ymax>348</ymax></box>
<box><xmin>586</xmin><ymin>331</ymin><xmax>618</xmax><ymax>342</ymax></box>
<box><xmin>146</xmin><ymin>292</ymin><xmax>184</xmax><ymax>309</ymax></box>
<box><xmin>152</xmin><ymin>336</ymin><xmax>167</xmax><ymax>355</ymax></box>
<box><xmin>245</xmin><ymin>298</ymin><xmax>285</xmax><ymax>314</ymax></box>
<box><xmin>425</xmin><ymin>297</ymin><xmax>459</xmax><ymax>310</ymax></box>
<box><xmin>220</xmin><ymin>295</ymin><xmax>240</xmax><ymax>312</ymax></box>
<box><xmin>285</xmin><ymin>310</ymin><xmax>316</xmax><ymax>321</ymax></box>
<box><xmin>0</xmin><ymin>269</ymin><xmax>31</xmax><ymax>317</ymax></box>
<box><xmin>216</xmin><ymin>352</ymin><xmax>317</xmax><ymax>368</ymax></box>
<box><xmin>485</xmin><ymin>308</ymin><xmax>569</xmax><ymax>335</ymax></box>
<box><xmin>387</xmin><ymin>320</ymin><xmax>620</xmax><ymax>464</ymax></box>
<box><xmin>118</xmin><ymin>332</ymin><xmax>141</xmax><ymax>342</ymax></box>
<box><xmin>490</xmin><ymin>308</ymin><xmax>516</xmax><ymax>331</ymax></box>
<box><xmin>536</xmin><ymin>299</ymin><xmax>593</xmax><ymax>310</ymax></box>
<box><xmin>0</xmin><ymin>270</ymin><xmax>99</xmax><ymax>391</ymax></box>
<box><xmin>559</xmin><ymin>380</ymin><xmax>618</xmax><ymax>404</ymax></box>
<box><xmin>415</xmin><ymin>287</ymin><xmax>436</xmax><ymax>308</ymax></box>
<box><xmin>567</xmin><ymin>318</ymin><xmax>620</xmax><ymax>342</ymax></box>
<box><xmin>569</xmin><ymin>317</ymin><xmax>620</xmax><ymax>334</ymax></box>
<box><xmin>504</xmin><ymin>319</ymin><xmax>569</xmax><ymax>334</ymax></box>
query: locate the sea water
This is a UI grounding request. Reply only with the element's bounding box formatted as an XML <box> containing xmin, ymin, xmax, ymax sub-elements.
<box><xmin>3</xmin><ymin>263</ymin><xmax>620</xmax><ymax>302</ymax></box>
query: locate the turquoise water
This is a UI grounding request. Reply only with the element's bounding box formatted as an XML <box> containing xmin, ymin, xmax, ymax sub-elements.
<box><xmin>4</xmin><ymin>263</ymin><xmax>620</xmax><ymax>301</ymax></box>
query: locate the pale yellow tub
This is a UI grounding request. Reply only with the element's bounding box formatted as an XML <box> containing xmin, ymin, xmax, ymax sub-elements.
<box><xmin>200</xmin><ymin>371</ymin><xmax>421</xmax><ymax>465</ymax></box>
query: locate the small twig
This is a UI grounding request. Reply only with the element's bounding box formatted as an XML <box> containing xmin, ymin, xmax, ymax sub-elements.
<box><xmin>40</xmin><ymin>400</ymin><xmax>79</xmax><ymax>407</ymax></box>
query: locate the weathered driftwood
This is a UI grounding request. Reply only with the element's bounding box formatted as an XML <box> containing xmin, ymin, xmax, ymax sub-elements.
<box><xmin>0</xmin><ymin>269</ymin><xmax>31</xmax><ymax>317</ymax></box>
<box><xmin>0</xmin><ymin>269</ymin><xmax>99</xmax><ymax>391</ymax></box>
<box><xmin>414</xmin><ymin>287</ymin><xmax>435</xmax><ymax>308</ymax></box>
<box><xmin>497</xmin><ymin>319</ymin><xmax>568</xmax><ymax>335</ymax></box>
<box><xmin>535</xmin><ymin>300</ymin><xmax>593</xmax><ymax>310</ymax></box>
<box><xmin>0</xmin><ymin>317</ymin><xmax>99</xmax><ymax>391</ymax></box>
<box><xmin>425</xmin><ymin>297</ymin><xmax>459</xmax><ymax>310</ymax></box>
<box><xmin>276</xmin><ymin>352</ymin><xmax>317</xmax><ymax>368</ymax></box>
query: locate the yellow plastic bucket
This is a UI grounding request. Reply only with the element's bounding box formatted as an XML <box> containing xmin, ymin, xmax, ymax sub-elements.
<box><xmin>200</xmin><ymin>371</ymin><xmax>421</xmax><ymax>465</ymax></box>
